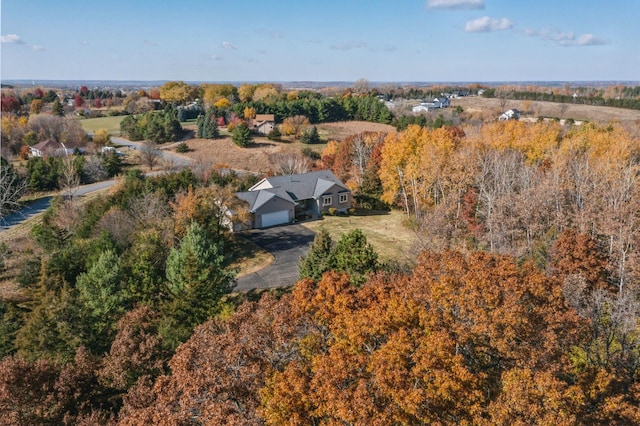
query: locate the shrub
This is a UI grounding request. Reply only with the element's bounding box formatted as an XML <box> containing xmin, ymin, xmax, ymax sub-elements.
<box><xmin>176</xmin><ymin>142</ymin><xmax>190</xmax><ymax>153</ymax></box>
<box><xmin>348</xmin><ymin>208</ymin><xmax>356</xmax><ymax>215</ymax></box>
<box><xmin>301</xmin><ymin>146</ymin><xmax>320</xmax><ymax>160</ymax></box>
<box><xmin>267</xmin><ymin>127</ymin><xmax>281</xmax><ymax>141</ymax></box>
<box><xmin>300</xmin><ymin>126</ymin><xmax>320</xmax><ymax>144</ymax></box>
<box><xmin>328</xmin><ymin>207</ymin><xmax>337</xmax><ymax>216</ymax></box>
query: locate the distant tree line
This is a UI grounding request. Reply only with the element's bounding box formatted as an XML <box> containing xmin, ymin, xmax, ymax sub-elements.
<box><xmin>484</xmin><ymin>89</ymin><xmax>640</xmax><ymax>110</ymax></box>
<box><xmin>120</xmin><ymin>108</ymin><xmax>182</xmax><ymax>143</ymax></box>
<box><xmin>230</xmin><ymin>94</ymin><xmax>392</xmax><ymax>125</ymax></box>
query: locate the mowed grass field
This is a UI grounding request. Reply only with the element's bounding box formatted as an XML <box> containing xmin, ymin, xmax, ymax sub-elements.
<box><xmin>78</xmin><ymin>115</ymin><xmax>125</xmax><ymax>136</ymax></box>
<box><xmin>451</xmin><ymin>96</ymin><xmax>640</xmax><ymax>125</ymax></box>
<box><xmin>301</xmin><ymin>209</ymin><xmax>420</xmax><ymax>264</ymax></box>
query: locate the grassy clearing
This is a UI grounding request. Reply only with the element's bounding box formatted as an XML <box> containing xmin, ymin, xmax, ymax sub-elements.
<box><xmin>301</xmin><ymin>209</ymin><xmax>419</xmax><ymax>264</ymax></box>
<box><xmin>78</xmin><ymin>115</ymin><xmax>125</xmax><ymax>136</ymax></box>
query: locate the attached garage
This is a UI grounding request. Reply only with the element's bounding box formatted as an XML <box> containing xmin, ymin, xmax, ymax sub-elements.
<box><xmin>259</xmin><ymin>210</ymin><xmax>290</xmax><ymax>228</ymax></box>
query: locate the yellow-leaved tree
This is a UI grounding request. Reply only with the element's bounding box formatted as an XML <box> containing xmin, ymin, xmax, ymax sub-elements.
<box><xmin>159</xmin><ymin>81</ymin><xmax>197</xmax><ymax>104</ymax></box>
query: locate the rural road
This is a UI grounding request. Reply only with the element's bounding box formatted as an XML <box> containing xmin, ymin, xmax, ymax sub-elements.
<box><xmin>0</xmin><ymin>137</ymin><xmax>192</xmax><ymax>233</ymax></box>
<box><xmin>0</xmin><ymin>180</ymin><xmax>116</xmax><ymax>231</ymax></box>
<box><xmin>234</xmin><ymin>225</ymin><xmax>316</xmax><ymax>291</ymax></box>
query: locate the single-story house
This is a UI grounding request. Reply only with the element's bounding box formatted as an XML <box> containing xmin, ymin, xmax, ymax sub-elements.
<box><xmin>499</xmin><ymin>109</ymin><xmax>521</xmax><ymax>121</ymax></box>
<box><xmin>235</xmin><ymin>170</ymin><xmax>351</xmax><ymax>228</ymax></box>
<box><xmin>433</xmin><ymin>97</ymin><xmax>450</xmax><ymax>108</ymax></box>
<box><xmin>412</xmin><ymin>103</ymin><xmax>437</xmax><ymax>113</ymax></box>
<box><xmin>29</xmin><ymin>139</ymin><xmax>64</xmax><ymax>157</ymax></box>
<box><xmin>412</xmin><ymin>97</ymin><xmax>449</xmax><ymax>113</ymax></box>
<box><xmin>252</xmin><ymin>114</ymin><xmax>275</xmax><ymax>135</ymax></box>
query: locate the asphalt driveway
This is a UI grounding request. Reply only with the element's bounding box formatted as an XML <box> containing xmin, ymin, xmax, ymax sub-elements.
<box><xmin>234</xmin><ymin>224</ymin><xmax>316</xmax><ymax>291</ymax></box>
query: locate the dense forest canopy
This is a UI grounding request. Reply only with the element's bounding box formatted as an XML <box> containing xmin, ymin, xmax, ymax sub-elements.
<box><xmin>1</xmin><ymin>78</ymin><xmax>640</xmax><ymax>424</ymax></box>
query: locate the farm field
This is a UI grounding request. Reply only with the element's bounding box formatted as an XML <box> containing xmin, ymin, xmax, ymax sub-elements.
<box><xmin>78</xmin><ymin>115</ymin><xmax>125</xmax><ymax>136</ymax></box>
<box><xmin>177</xmin><ymin>121</ymin><xmax>394</xmax><ymax>172</ymax></box>
<box><xmin>451</xmin><ymin>96</ymin><xmax>640</xmax><ymax>126</ymax></box>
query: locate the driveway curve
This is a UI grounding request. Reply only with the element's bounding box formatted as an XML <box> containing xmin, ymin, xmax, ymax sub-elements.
<box><xmin>234</xmin><ymin>224</ymin><xmax>316</xmax><ymax>291</ymax></box>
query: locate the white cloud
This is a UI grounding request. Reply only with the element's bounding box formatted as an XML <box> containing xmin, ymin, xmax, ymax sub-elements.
<box><xmin>1</xmin><ymin>34</ymin><xmax>24</xmax><ymax>44</ymax></box>
<box><xmin>210</xmin><ymin>54</ymin><xmax>222</xmax><ymax>61</ymax></box>
<box><xmin>427</xmin><ymin>0</ymin><xmax>484</xmax><ymax>9</ymax></box>
<box><xmin>31</xmin><ymin>45</ymin><xmax>44</xmax><ymax>51</ymax></box>
<box><xmin>574</xmin><ymin>34</ymin><xmax>609</xmax><ymax>46</ymax></box>
<box><xmin>465</xmin><ymin>16</ymin><xmax>513</xmax><ymax>32</ymax></box>
<box><xmin>330</xmin><ymin>41</ymin><xmax>367</xmax><ymax>50</ymax></box>
<box><xmin>524</xmin><ymin>28</ymin><xmax>610</xmax><ymax>46</ymax></box>
<box><xmin>221</xmin><ymin>41</ymin><xmax>238</xmax><ymax>49</ymax></box>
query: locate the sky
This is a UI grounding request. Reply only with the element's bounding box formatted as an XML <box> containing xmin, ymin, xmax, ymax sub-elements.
<box><xmin>1</xmin><ymin>0</ymin><xmax>639</xmax><ymax>83</ymax></box>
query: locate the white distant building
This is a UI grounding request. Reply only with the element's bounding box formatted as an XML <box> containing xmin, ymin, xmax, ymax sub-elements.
<box><xmin>412</xmin><ymin>103</ymin><xmax>436</xmax><ymax>113</ymax></box>
<box><xmin>412</xmin><ymin>96</ymin><xmax>449</xmax><ymax>113</ymax></box>
<box><xmin>498</xmin><ymin>109</ymin><xmax>521</xmax><ymax>121</ymax></box>
<box><xmin>29</xmin><ymin>139</ymin><xmax>64</xmax><ymax>157</ymax></box>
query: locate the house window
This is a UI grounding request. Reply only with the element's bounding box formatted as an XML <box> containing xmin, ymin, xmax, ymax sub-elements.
<box><xmin>339</xmin><ymin>194</ymin><xmax>348</xmax><ymax>204</ymax></box>
<box><xmin>322</xmin><ymin>196</ymin><xmax>332</xmax><ymax>206</ymax></box>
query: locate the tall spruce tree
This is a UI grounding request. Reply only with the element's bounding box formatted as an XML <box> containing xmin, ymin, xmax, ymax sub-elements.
<box><xmin>165</xmin><ymin>222</ymin><xmax>235</xmax><ymax>326</ymax></box>
<box><xmin>333</xmin><ymin>229</ymin><xmax>378</xmax><ymax>286</ymax></box>
<box><xmin>231</xmin><ymin>122</ymin><xmax>252</xmax><ymax>147</ymax></box>
<box><xmin>299</xmin><ymin>229</ymin><xmax>335</xmax><ymax>281</ymax></box>
<box><xmin>196</xmin><ymin>109</ymin><xmax>219</xmax><ymax>139</ymax></box>
<box><xmin>52</xmin><ymin>98</ymin><xmax>64</xmax><ymax>116</ymax></box>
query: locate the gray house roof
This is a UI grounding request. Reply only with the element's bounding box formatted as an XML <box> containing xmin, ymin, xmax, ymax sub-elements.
<box><xmin>236</xmin><ymin>187</ymin><xmax>295</xmax><ymax>213</ymax></box>
<box><xmin>249</xmin><ymin>170</ymin><xmax>349</xmax><ymax>201</ymax></box>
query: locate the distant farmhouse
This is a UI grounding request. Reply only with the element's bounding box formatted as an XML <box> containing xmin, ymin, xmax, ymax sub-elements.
<box><xmin>236</xmin><ymin>170</ymin><xmax>351</xmax><ymax>229</ymax></box>
<box><xmin>29</xmin><ymin>139</ymin><xmax>83</xmax><ymax>157</ymax></box>
<box><xmin>412</xmin><ymin>96</ymin><xmax>450</xmax><ymax>113</ymax></box>
<box><xmin>498</xmin><ymin>109</ymin><xmax>521</xmax><ymax>121</ymax></box>
<box><xmin>251</xmin><ymin>114</ymin><xmax>275</xmax><ymax>135</ymax></box>
<box><xmin>28</xmin><ymin>139</ymin><xmax>79</xmax><ymax>157</ymax></box>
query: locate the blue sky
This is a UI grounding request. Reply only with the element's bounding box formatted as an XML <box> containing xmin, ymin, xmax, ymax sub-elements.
<box><xmin>1</xmin><ymin>0</ymin><xmax>638</xmax><ymax>82</ymax></box>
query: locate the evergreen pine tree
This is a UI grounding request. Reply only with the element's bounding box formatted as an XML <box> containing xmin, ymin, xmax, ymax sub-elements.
<box><xmin>76</xmin><ymin>249</ymin><xmax>128</xmax><ymax>351</ymax></box>
<box><xmin>299</xmin><ymin>229</ymin><xmax>335</xmax><ymax>281</ymax></box>
<box><xmin>165</xmin><ymin>222</ymin><xmax>235</xmax><ymax>325</ymax></box>
<box><xmin>231</xmin><ymin>122</ymin><xmax>252</xmax><ymax>147</ymax></box>
<box><xmin>333</xmin><ymin>229</ymin><xmax>378</xmax><ymax>286</ymax></box>
<box><xmin>300</xmin><ymin>126</ymin><xmax>320</xmax><ymax>144</ymax></box>
<box><xmin>52</xmin><ymin>98</ymin><xmax>64</xmax><ymax>116</ymax></box>
<box><xmin>197</xmin><ymin>110</ymin><xmax>219</xmax><ymax>139</ymax></box>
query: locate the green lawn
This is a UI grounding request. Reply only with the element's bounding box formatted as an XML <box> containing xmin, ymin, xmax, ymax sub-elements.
<box><xmin>301</xmin><ymin>209</ymin><xmax>419</xmax><ymax>264</ymax></box>
<box><xmin>78</xmin><ymin>115</ymin><xmax>125</xmax><ymax>136</ymax></box>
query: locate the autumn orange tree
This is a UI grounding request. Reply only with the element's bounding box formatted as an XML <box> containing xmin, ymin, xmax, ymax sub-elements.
<box><xmin>118</xmin><ymin>249</ymin><xmax>622</xmax><ymax>425</ymax></box>
<box><xmin>329</xmin><ymin>131</ymin><xmax>387</xmax><ymax>193</ymax></box>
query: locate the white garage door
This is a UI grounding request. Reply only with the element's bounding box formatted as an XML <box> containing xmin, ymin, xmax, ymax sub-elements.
<box><xmin>260</xmin><ymin>210</ymin><xmax>289</xmax><ymax>228</ymax></box>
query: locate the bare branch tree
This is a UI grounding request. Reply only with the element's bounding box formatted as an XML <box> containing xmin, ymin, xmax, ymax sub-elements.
<box><xmin>28</xmin><ymin>114</ymin><xmax>65</xmax><ymax>142</ymax></box>
<box><xmin>268</xmin><ymin>151</ymin><xmax>311</xmax><ymax>175</ymax></box>
<box><xmin>0</xmin><ymin>160</ymin><xmax>27</xmax><ymax>220</ymax></box>
<box><xmin>139</xmin><ymin>141</ymin><xmax>162</xmax><ymax>171</ymax></box>
<box><xmin>58</xmin><ymin>157</ymin><xmax>80</xmax><ymax>200</ymax></box>
<box><xmin>82</xmin><ymin>155</ymin><xmax>108</xmax><ymax>183</ymax></box>
<box><xmin>351</xmin><ymin>134</ymin><xmax>374</xmax><ymax>188</ymax></box>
